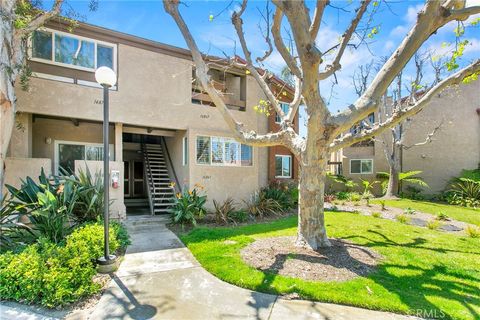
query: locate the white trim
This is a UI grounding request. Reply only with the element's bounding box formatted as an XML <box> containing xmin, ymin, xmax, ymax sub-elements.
<box><xmin>32</xmin><ymin>72</ymin><xmax>74</xmax><ymax>83</ymax></box>
<box><xmin>349</xmin><ymin>158</ymin><xmax>374</xmax><ymax>174</ymax></box>
<box><xmin>182</xmin><ymin>136</ymin><xmax>188</xmax><ymax>166</ymax></box>
<box><xmin>77</xmin><ymin>79</ymin><xmax>117</xmax><ymax>90</ymax></box>
<box><xmin>54</xmin><ymin>140</ymin><xmax>114</xmax><ymax>175</ymax></box>
<box><xmin>275</xmin><ymin>154</ymin><xmax>292</xmax><ymax>178</ymax></box>
<box><xmin>29</xmin><ymin>27</ymin><xmax>117</xmax><ymax>73</ymax></box>
<box><xmin>195</xmin><ymin>135</ymin><xmax>253</xmax><ymax>167</ymax></box>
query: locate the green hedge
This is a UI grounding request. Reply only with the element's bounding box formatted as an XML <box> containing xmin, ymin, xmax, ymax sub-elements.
<box><xmin>0</xmin><ymin>222</ymin><xmax>128</xmax><ymax>308</ymax></box>
<box><xmin>460</xmin><ymin>169</ymin><xmax>480</xmax><ymax>182</ymax></box>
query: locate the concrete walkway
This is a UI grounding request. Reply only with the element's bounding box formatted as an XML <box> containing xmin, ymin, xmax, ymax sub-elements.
<box><xmin>84</xmin><ymin>215</ymin><xmax>417</xmax><ymax>320</ymax></box>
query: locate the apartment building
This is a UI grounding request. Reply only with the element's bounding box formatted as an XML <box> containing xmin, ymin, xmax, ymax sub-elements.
<box><xmin>331</xmin><ymin>82</ymin><xmax>480</xmax><ymax>195</ymax></box>
<box><xmin>5</xmin><ymin>20</ymin><xmax>298</xmax><ymax>218</ymax></box>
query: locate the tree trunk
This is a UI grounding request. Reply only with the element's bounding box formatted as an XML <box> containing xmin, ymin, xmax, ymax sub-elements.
<box><xmin>295</xmin><ymin>104</ymin><xmax>331</xmax><ymax>250</ymax></box>
<box><xmin>0</xmin><ymin>1</ymin><xmax>18</xmax><ymax>201</ymax></box>
<box><xmin>296</xmin><ymin>156</ymin><xmax>331</xmax><ymax>249</ymax></box>
<box><xmin>384</xmin><ymin>144</ymin><xmax>401</xmax><ymax>198</ymax></box>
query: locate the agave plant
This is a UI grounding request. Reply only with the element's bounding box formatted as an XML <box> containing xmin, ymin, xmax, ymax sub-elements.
<box><xmin>376</xmin><ymin>170</ymin><xmax>428</xmax><ymax>194</ymax></box>
<box><xmin>69</xmin><ymin>167</ymin><xmax>105</xmax><ymax>223</ymax></box>
<box><xmin>0</xmin><ymin>195</ymin><xmax>33</xmax><ymax>252</ymax></box>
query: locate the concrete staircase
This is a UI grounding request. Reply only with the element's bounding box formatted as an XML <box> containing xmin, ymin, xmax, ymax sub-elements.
<box><xmin>142</xmin><ymin>143</ymin><xmax>176</xmax><ymax>215</ymax></box>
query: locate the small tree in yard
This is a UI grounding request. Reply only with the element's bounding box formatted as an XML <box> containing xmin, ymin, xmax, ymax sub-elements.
<box><xmin>164</xmin><ymin>0</ymin><xmax>479</xmax><ymax>249</ymax></box>
<box><xmin>353</xmin><ymin>52</ymin><xmax>444</xmax><ymax>198</ymax></box>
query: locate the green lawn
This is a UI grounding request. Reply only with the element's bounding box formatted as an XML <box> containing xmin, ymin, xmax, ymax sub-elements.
<box><xmin>180</xmin><ymin>212</ymin><xmax>480</xmax><ymax>320</ymax></box>
<box><xmin>371</xmin><ymin>199</ymin><xmax>480</xmax><ymax>226</ymax></box>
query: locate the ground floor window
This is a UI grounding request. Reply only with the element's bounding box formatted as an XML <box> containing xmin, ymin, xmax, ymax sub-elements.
<box><xmin>196</xmin><ymin>136</ymin><xmax>252</xmax><ymax>166</ymax></box>
<box><xmin>55</xmin><ymin>141</ymin><xmax>113</xmax><ymax>174</ymax></box>
<box><xmin>275</xmin><ymin>155</ymin><xmax>292</xmax><ymax>178</ymax></box>
<box><xmin>350</xmin><ymin>159</ymin><xmax>373</xmax><ymax>174</ymax></box>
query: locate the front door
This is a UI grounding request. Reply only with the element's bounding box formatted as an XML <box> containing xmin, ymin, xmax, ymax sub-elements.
<box><xmin>124</xmin><ymin>160</ymin><xmax>145</xmax><ymax>198</ymax></box>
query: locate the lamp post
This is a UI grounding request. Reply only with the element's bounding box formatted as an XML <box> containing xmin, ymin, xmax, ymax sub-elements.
<box><xmin>95</xmin><ymin>66</ymin><xmax>117</xmax><ymax>267</ymax></box>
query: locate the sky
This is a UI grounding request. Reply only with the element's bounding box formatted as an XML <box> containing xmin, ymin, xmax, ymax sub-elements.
<box><xmin>47</xmin><ymin>0</ymin><xmax>480</xmax><ymax>136</ymax></box>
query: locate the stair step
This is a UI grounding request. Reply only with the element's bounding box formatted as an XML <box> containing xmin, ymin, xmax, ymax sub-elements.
<box><xmin>153</xmin><ymin>203</ymin><xmax>175</xmax><ymax>206</ymax></box>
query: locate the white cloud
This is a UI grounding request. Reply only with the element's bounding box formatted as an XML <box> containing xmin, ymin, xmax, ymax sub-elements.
<box><xmin>389</xmin><ymin>3</ymin><xmax>423</xmax><ymax>38</ymax></box>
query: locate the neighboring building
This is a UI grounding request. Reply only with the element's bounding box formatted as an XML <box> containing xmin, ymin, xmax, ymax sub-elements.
<box><xmin>331</xmin><ymin>82</ymin><xmax>480</xmax><ymax>195</ymax></box>
<box><xmin>5</xmin><ymin>20</ymin><xmax>297</xmax><ymax>218</ymax></box>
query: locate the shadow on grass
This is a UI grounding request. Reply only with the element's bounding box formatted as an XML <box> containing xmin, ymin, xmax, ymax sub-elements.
<box><xmin>181</xmin><ymin>215</ymin><xmax>480</xmax><ymax>319</ymax></box>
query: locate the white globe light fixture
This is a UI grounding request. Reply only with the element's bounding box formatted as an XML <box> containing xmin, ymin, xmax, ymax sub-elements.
<box><xmin>95</xmin><ymin>65</ymin><xmax>117</xmax><ymax>270</ymax></box>
<box><xmin>95</xmin><ymin>66</ymin><xmax>117</xmax><ymax>87</ymax></box>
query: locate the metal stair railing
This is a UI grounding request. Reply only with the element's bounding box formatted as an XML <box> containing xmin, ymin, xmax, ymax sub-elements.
<box><xmin>141</xmin><ymin>142</ymin><xmax>155</xmax><ymax>215</ymax></box>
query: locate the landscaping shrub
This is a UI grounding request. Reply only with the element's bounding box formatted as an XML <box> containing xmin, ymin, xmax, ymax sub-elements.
<box><xmin>465</xmin><ymin>226</ymin><xmax>480</xmax><ymax>238</ymax></box>
<box><xmin>213</xmin><ymin>198</ymin><xmax>237</xmax><ymax>225</ymax></box>
<box><xmin>170</xmin><ymin>186</ymin><xmax>207</xmax><ymax>227</ymax></box>
<box><xmin>244</xmin><ymin>191</ymin><xmax>283</xmax><ymax>218</ymax></box>
<box><xmin>329</xmin><ymin>175</ymin><xmax>358</xmax><ymax>192</ymax></box>
<box><xmin>436</xmin><ymin>212</ymin><xmax>450</xmax><ymax>221</ymax></box>
<box><xmin>336</xmin><ymin>191</ymin><xmax>350</xmax><ymax>200</ymax></box>
<box><xmin>459</xmin><ymin>168</ymin><xmax>480</xmax><ymax>182</ymax></box>
<box><xmin>71</xmin><ymin>167</ymin><xmax>105</xmax><ymax>223</ymax></box>
<box><xmin>376</xmin><ymin>170</ymin><xmax>428</xmax><ymax>196</ymax></box>
<box><xmin>349</xmin><ymin>192</ymin><xmax>362</xmax><ymax>202</ymax></box>
<box><xmin>229</xmin><ymin>210</ymin><xmax>249</xmax><ymax>223</ymax></box>
<box><xmin>372</xmin><ymin>212</ymin><xmax>382</xmax><ymax>218</ymax></box>
<box><xmin>426</xmin><ymin>220</ymin><xmax>442</xmax><ymax>230</ymax></box>
<box><xmin>324</xmin><ymin>194</ymin><xmax>336</xmax><ymax>203</ymax></box>
<box><xmin>400</xmin><ymin>186</ymin><xmax>425</xmax><ymax>200</ymax></box>
<box><xmin>7</xmin><ymin>174</ymin><xmax>78</xmax><ymax>244</ymax></box>
<box><xmin>0</xmin><ymin>196</ymin><xmax>33</xmax><ymax>252</ymax></box>
<box><xmin>261</xmin><ymin>186</ymin><xmax>292</xmax><ymax>210</ymax></box>
<box><xmin>403</xmin><ymin>207</ymin><xmax>416</xmax><ymax>215</ymax></box>
<box><xmin>0</xmin><ymin>222</ymin><xmax>124</xmax><ymax>308</ymax></box>
<box><xmin>445</xmin><ymin>178</ymin><xmax>480</xmax><ymax>208</ymax></box>
<box><xmin>395</xmin><ymin>214</ymin><xmax>409</xmax><ymax>224</ymax></box>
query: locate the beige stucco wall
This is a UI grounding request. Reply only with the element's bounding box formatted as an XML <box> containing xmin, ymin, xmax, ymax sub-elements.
<box><xmin>13</xmin><ymin>32</ymin><xmax>271</xmax><ymax>210</ymax></box>
<box><xmin>75</xmin><ymin>160</ymin><xmax>126</xmax><ymax>220</ymax></box>
<box><xmin>164</xmin><ymin>131</ymin><xmax>189</xmax><ymax>190</ymax></box>
<box><xmin>3</xmin><ymin>158</ymin><xmax>51</xmax><ymax>194</ymax></box>
<box><xmin>31</xmin><ymin>117</ymin><xmax>115</xmax><ymax>174</ymax></box>
<box><xmin>340</xmin><ymin>82</ymin><xmax>480</xmax><ymax>195</ymax></box>
<box><xmin>16</xmin><ymin>44</ymin><xmax>265</xmax><ymax>134</ymax></box>
<box><xmin>7</xmin><ymin>113</ymin><xmax>32</xmax><ymax>158</ymax></box>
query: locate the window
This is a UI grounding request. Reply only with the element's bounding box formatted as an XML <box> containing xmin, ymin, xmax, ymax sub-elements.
<box><xmin>31</xmin><ymin>29</ymin><xmax>116</xmax><ymax>72</ymax></box>
<box><xmin>275</xmin><ymin>155</ymin><xmax>292</xmax><ymax>178</ymax></box>
<box><xmin>196</xmin><ymin>136</ymin><xmax>252</xmax><ymax>166</ymax></box>
<box><xmin>275</xmin><ymin>103</ymin><xmax>290</xmax><ymax>123</ymax></box>
<box><xmin>196</xmin><ymin>136</ymin><xmax>210</xmax><ymax>164</ymax></box>
<box><xmin>350</xmin><ymin>159</ymin><xmax>373</xmax><ymax>174</ymax></box>
<box><xmin>182</xmin><ymin>137</ymin><xmax>188</xmax><ymax>166</ymax></box>
<box><xmin>55</xmin><ymin>141</ymin><xmax>114</xmax><ymax>174</ymax></box>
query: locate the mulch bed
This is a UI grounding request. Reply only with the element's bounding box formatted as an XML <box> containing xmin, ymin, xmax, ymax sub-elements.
<box><xmin>241</xmin><ymin>236</ymin><xmax>381</xmax><ymax>282</ymax></box>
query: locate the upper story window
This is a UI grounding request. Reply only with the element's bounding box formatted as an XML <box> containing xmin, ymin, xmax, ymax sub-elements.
<box><xmin>275</xmin><ymin>103</ymin><xmax>290</xmax><ymax>123</ymax></box>
<box><xmin>31</xmin><ymin>29</ymin><xmax>116</xmax><ymax>72</ymax></box>
<box><xmin>196</xmin><ymin>136</ymin><xmax>253</xmax><ymax>167</ymax></box>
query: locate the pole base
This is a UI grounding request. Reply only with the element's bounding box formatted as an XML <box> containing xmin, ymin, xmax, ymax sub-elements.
<box><xmin>97</xmin><ymin>255</ymin><xmax>118</xmax><ymax>273</ymax></box>
<box><xmin>97</xmin><ymin>255</ymin><xmax>117</xmax><ymax>265</ymax></box>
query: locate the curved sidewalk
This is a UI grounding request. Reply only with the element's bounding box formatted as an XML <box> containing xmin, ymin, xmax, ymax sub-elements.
<box><xmin>87</xmin><ymin>215</ymin><xmax>419</xmax><ymax>320</ymax></box>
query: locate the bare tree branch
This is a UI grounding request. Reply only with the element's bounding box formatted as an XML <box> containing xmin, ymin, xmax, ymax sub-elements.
<box><xmin>310</xmin><ymin>0</ymin><xmax>329</xmax><ymax>40</ymax></box>
<box><xmin>402</xmin><ymin>120</ymin><xmax>444</xmax><ymax>150</ymax></box>
<box><xmin>318</xmin><ymin>0</ymin><xmax>371</xmax><ymax>80</ymax></box>
<box><xmin>331</xmin><ymin>0</ymin><xmax>479</xmax><ymax>135</ymax></box>
<box><xmin>329</xmin><ymin>59</ymin><xmax>480</xmax><ymax>151</ymax></box>
<box><xmin>287</xmin><ymin>76</ymin><xmax>302</xmax><ymax>123</ymax></box>
<box><xmin>256</xmin><ymin>2</ymin><xmax>273</xmax><ymax>63</ymax></box>
<box><xmin>272</xmin><ymin>8</ymin><xmax>302</xmax><ymax>78</ymax></box>
<box><xmin>163</xmin><ymin>0</ymin><xmax>302</xmax><ymax>156</ymax></box>
<box><xmin>231</xmin><ymin>0</ymin><xmax>285</xmax><ymax>119</ymax></box>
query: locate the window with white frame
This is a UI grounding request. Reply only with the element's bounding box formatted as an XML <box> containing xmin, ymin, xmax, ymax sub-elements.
<box><xmin>196</xmin><ymin>136</ymin><xmax>252</xmax><ymax>166</ymax></box>
<box><xmin>55</xmin><ymin>141</ymin><xmax>114</xmax><ymax>174</ymax></box>
<box><xmin>31</xmin><ymin>29</ymin><xmax>116</xmax><ymax>72</ymax></box>
<box><xmin>350</xmin><ymin>159</ymin><xmax>373</xmax><ymax>174</ymax></box>
<box><xmin>182</xmin><ymin>136</ymin><xmax>188</xmax><ymax>166</ymax></box>
<box><xmin>275</xmin><ymin>155</ymin><xmax>292</xmax><ymax>178</ymax></box>
<box><xmin>275</xmin><ymin>103</ymin><xmax>290</xmax><ymax>123</ymax></box>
